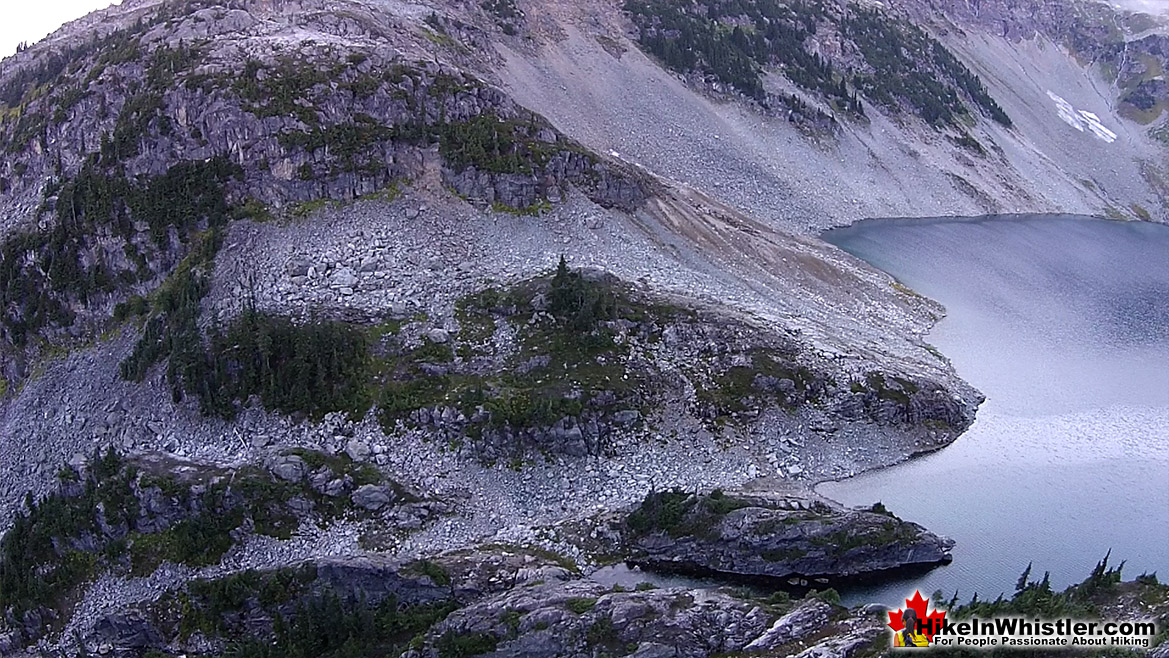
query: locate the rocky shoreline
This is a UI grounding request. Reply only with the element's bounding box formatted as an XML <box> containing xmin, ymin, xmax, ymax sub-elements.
<box><xmin>0</xmin><ymin>447</ymin><xmax>962</xmax><ymax>657</ymax></box>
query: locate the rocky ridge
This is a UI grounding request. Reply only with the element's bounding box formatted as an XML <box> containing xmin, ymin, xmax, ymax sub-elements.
<box><xmin>9</xmin><ymin>462</ymin><xmax>911</xmax><ymax>658</ymax></box>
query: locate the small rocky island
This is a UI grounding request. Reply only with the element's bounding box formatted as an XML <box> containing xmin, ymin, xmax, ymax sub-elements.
<box><xmin>623</xmin><ymin>489</ymin><xmax>953</xmax><ymax>584</ymax></box>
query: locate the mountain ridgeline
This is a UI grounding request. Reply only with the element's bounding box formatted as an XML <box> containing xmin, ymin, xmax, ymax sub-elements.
<box><xmin>0</xmin><ymin>0</ymin><xmax>1023</xmax><ymax>391</ymax></box>
<box><xmin>0</xmin><ymin>2</ymin><xmax>649</xmax><ymax>385</ymax></box>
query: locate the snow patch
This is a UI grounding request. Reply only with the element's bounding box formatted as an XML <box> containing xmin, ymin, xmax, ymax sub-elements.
<box><xmin>1047</xmin><ymin>91</ymin><xmax>1118</xmax><ymax>143</ymax></box>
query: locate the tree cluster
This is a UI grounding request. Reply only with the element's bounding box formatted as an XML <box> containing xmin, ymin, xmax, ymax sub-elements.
<box><xmin>624</xmin><ymin>0</ymin><xmax>861</xmax><ymax>116</ymax></box>
<box><xmin>548</xmin><ymin>255</ymin><xmax>618</xmax><ymax>332</ymax></box>
<box><xmin>195</xmin><ymin>310</ymin><xmax>372</xmax><ymax>420</ymax></box>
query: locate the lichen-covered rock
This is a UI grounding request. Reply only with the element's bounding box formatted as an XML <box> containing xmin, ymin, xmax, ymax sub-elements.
<box><xmin>409</xmin><ymin>580</ymin><xmax>777</xmax><ymax>658</ymax></box>
<box><xmin>623</xmin><ymin>491</ymin><xmax>954</xmax><ymax>582</ymax></box>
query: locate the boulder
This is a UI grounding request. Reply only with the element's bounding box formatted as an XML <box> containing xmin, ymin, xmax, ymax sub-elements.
<box><xmin>411</xmin><ymin>579</ymin><xmax>774</xmax><ymax>658</ymax></box>
<box><xmin>285</xmin><ymin>259</ymin><xmax>312</xmax><ymax>277</ymax></box>
<box><xmin>331</xmin><ymin>267</ymin><xmax>358</xmax><ymax>288</ymax></box>
<box><xmin>744</xmin><ymin>599</ymin><xmax>832</xmax><ymax>651</ymax></box>
<box><xmin>271</xmin><ymin>455</ymin><xmax>308</xmax><ymax>482</ymax></box>
<box><xmin>352</xmin><ymin>484</ymin><xmax>393</xmax><ymax>510</ymax></box>
<box><xmin>611</xmin><ymin>410</ymin><xmax>641</xmax><ymax>425</ymax></box>
<box><xmin>345</xmin><ymin>438</ymin><xmax>371</xmax><ymax>461</ymax></box>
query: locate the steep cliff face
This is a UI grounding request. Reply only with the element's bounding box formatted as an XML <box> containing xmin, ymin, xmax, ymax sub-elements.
<box><xmin>0</xmin><ymin>0</ymin><xmax>651</xmax><ymax>382</ymax></box>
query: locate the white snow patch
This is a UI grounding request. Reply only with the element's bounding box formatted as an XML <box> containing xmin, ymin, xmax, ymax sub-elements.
<box><xmin>1047</xmin><ymin>91</ymin><xmax>1118</xmax><ymax>143</ymax></box>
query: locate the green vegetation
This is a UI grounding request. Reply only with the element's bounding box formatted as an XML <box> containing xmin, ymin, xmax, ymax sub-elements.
<box><xmin>623</xmin><ymin>0</ymin><xmax>846</xmax><ymax>125</ymax></box>
<box><xmin>436</xmin><ymin>630</ymin><xmax>500</xmax><ymax>658</ymax></box>
<box><xmin>285</xmin><ymin>448</ymin><xmax>383</xmax><ymax>487</ymax></box>
<box><xmin>0</xmin><ymin>27</ymin><xmax>224</xmax><ymax>369</ymax></box>
<box><xmin>548</xmin><ymin>255</ymin><xmax>617</xmax><ymax>331</ymax></box>
<box><xmin>0</xmin><ymin>51</ymin><xmax>595</xmax><ymax>372</ymax></box>
<box><xmin>0</xmin><ymin>13</ymin><xmax>172</xmax><ymax>153</ymax></box>
<box><xmin>854</xmin><ymin>371</ymin><xmax>918</xmax><ymax>406</ymax></box>
<box><xmin>233</xmin><ymin>56</ymin><xmax>579</xmax><ymax>184</ymax></box>
<box><xmin>200</xmin><ymin>309</ymin><xmax>372</xmax><ymax>419</ymax></box>
<box><xmin>950</xmin><ymin>131</ymin><xmax>986</xmax><ymax>155</ymax></box>
<box><xmin>233</xmin><ymin>56</ymin><xmax>341</xmax><ymax>125</ymax></box>
<box><xmin>481</xmin><ymin>0</ymin><xmax>523</xmax><ymax>35</ymax></box>
<box><xmin>477</xmin><ymin>543</ymin><xmax>582</xmax><ymax>574</ymax></box>
<box><xmin>948</xmin><ymin>554</ymin><xmax>1133</xmax><ymax>620</ymax></box>
<box><xmin>696</xmin><ymin>350</ymin><xmax>820</xmax><ymax>419</ymax></box>
<box><xmin>370</xmin><ymin>258</ymin><xmax>669</xmax><ymax>441</ymax></box>
<box><xmin>277</xmin><ymin>114</ymin><xmax>396</xmax><ymax>176</ymax></box>
<box><xmin>482</xmin><ymin>0</ymin><xmax>524</xmax><ymax>35</ymax></box>
<box><xmin>0</xmin><ymin>448</ymin><xmax>128</xmax><ymax>631</ymax></box>
<box><xmin>585</xmin><ymin>615</ymin><xmax>620</xmax><ymax>649</ymax></box>
<box><xmin>173</xmin><ymin>571</ymin><xmax>461</xmax><ymax>658</ymax></box>
<box><xmin>565</xmin><ymin>597</ymin><xmax>598</xmax><ymax>614</ymax></box>
<box><xmin>234</xmin><ymin>198</ymin><xmax>277</xmax><ymax>222</ymax></box>
<box><xmin>177</xmin><ymin>565</ymin><xmax>318</xmax><ymax>637</ymax></box>
<box><xmin>0</xmin><ymin>449</ymin><xmax>394</xmax><ymax>638</ymax></box>
<box><xmin>623</xmin><ymin>0</ymin><xmax>1009</xmax><ymax>129</ymax></box>
<box><xmin>118</xmin><ymin>227</ymin><xmax>224</xmax><ymax>400</ymax></box>
<box><xmin>923</xmin><ymin>555</ymin><xmax>1168</xmax><ymax>658</ymax></box>
<box><xmin>810</xmin><ymin>587</ymin><xmax>841</xmax><ymax>605</ymax></box>
<box><xmin>812</xmin><ymin>519</ymin><xmax>918</xmax><ymax>552</ymax></box>
<box><xmin>0</xmin><ymin>157</ymin><xmax>239</xmax><ymax>350</ymax></box>
<box><xmin>625</xmin><ymin>489</ymin><xmax>753</xmax><ymax>539</ymax></box>
<box><xmin>438</xmin><ymin>113</ymin><xmax>586</xmax><ymax>175</ymax></box>
<box><xmin>405</xmin><ymin>559</ymin><xmax>453</xmax><ymax>587</ymax></box>
<box><xmin>843</xmin><ymin>7</ymin><xmax>1010</xmax><ymax>127</ymax></box>
<box><xmin>112</xmin><ymin>253</ymin><xmax>813</xmax><ymax>461</ymax></box>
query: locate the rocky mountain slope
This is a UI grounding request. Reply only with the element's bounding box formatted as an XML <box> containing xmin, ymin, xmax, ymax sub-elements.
<box><xmin>0</xmin><ymin>0</ymin><xmax>1165</xmax><ymax>655</ymax></box>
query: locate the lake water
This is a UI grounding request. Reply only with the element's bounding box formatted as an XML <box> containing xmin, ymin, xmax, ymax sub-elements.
<box><xmin>819</xmin><ymin>215</ymin><xmax>1169</xmax><ymax>607</ymax></box>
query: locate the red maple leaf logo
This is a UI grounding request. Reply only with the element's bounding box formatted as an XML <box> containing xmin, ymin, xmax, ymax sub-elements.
<box><xmin>887</xmin><ymin>590</ymin><xmax>947</xmax><ymax>642</ymax></box>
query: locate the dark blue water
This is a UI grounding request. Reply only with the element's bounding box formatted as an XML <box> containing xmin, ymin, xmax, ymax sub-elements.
<box><xmin>820</xmin><ymin>215</ymin><xmax>1169</xmax><ymax>607</ymax></box>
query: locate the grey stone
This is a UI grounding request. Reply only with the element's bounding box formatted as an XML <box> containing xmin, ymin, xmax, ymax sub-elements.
<box><xmin>286</xmin><ymin>259</ymin><xmax>312</xmax><ymax>277</ymax></box>
<box><xmin>67</xmin><ymin>452</ymin><xmax>89</xmax><ymax>471</ymax></box>
<box><xmin>324</xmin><ymin>477</ymin><xmax>352</xmax><ymax>497</ymax></box>
<box><xmin>352</xmin><ymin>484</ymin><xmax>393</xmax><ymax>510</ymax></box>
<box><xmin>332</xmin><ymin>268</ymin><xmax>358</xmax><ymax>288</ymax></box>
<box><xmin>744</xmin><ymin>600</ymin><xmax>833</xmax><ymax>651</ymax></box>
<box><xmin>271</xmin><ymin>455</ymin><xmax>308</xmax><ymax>482</ymax></box>
<box><xmin>345</xmin><ymin>438</ymin><xmax>371</xmax><ymax>461</ymax></box>
<box><xmin>611</xmin><ymin>410</ymin><xmax>641</xmax><ymax>425</ymax></box>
